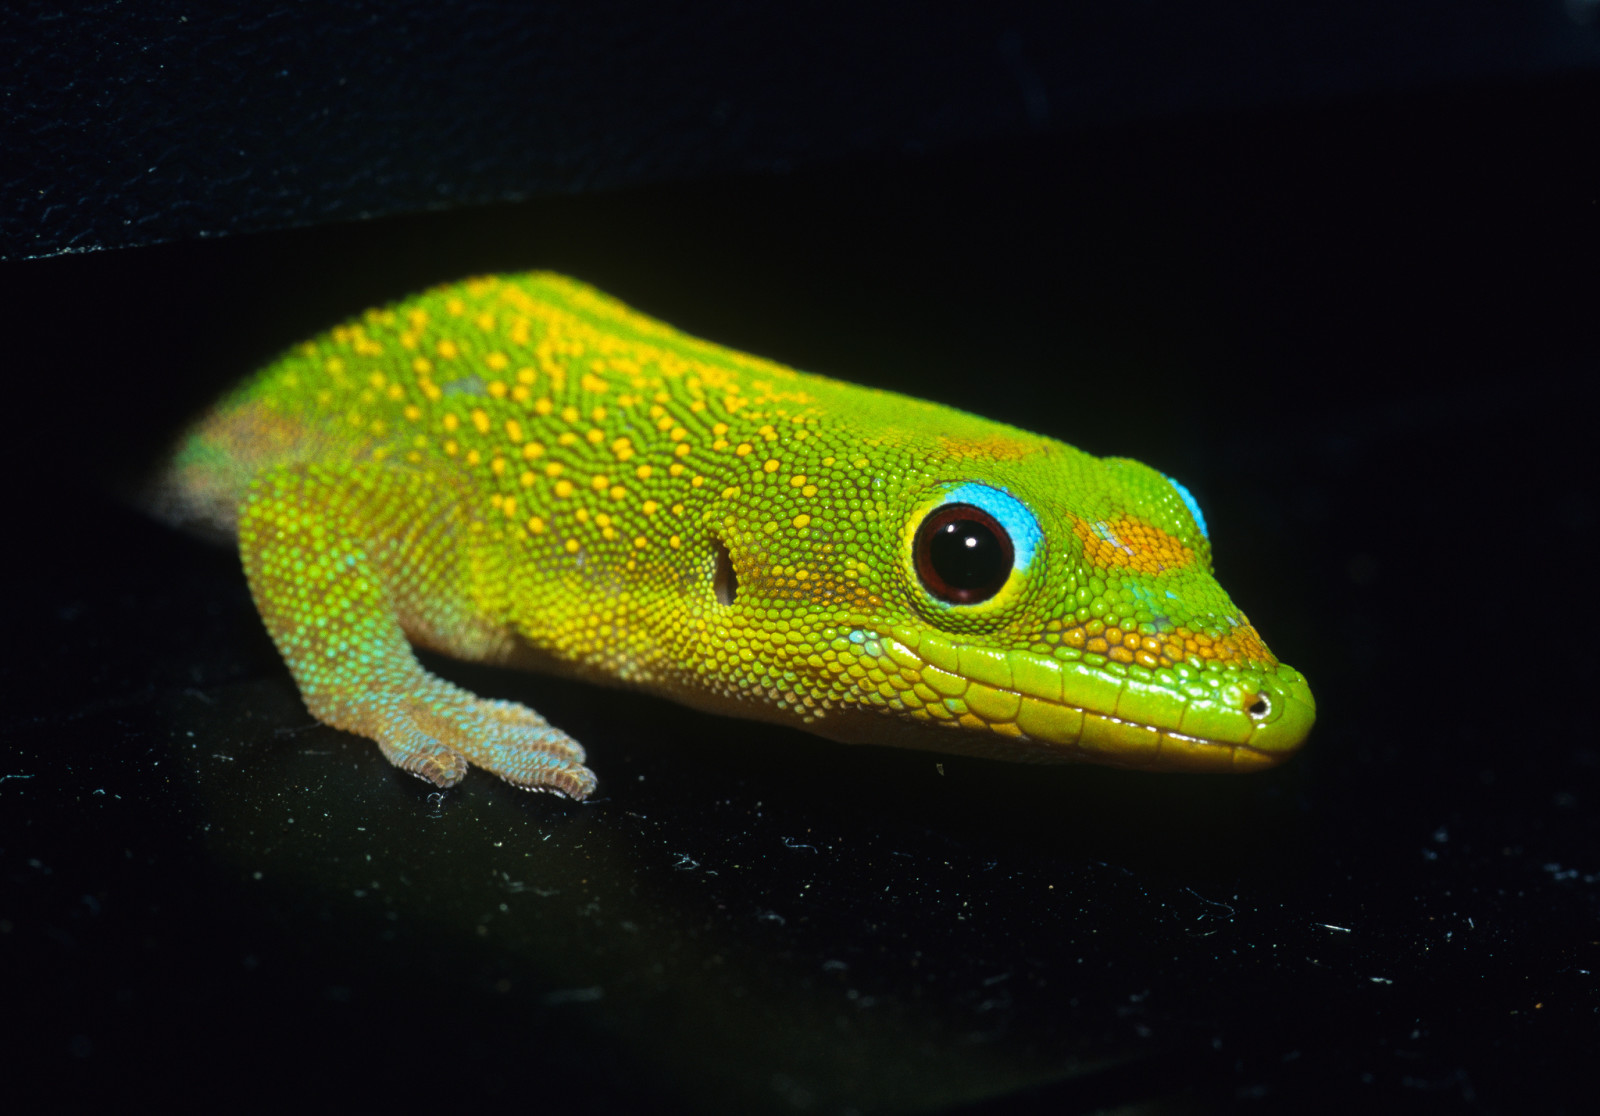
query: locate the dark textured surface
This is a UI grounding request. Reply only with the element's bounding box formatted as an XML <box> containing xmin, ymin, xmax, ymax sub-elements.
<box><xmin>4</xmin><ymin>73</ymin><xmax>1600</xmax><ymax>1112</ymax></box>
<box><xmin>6</xmin><ymin>0</ymin><xmax>1600</xmax><ymax>260</ymax></box>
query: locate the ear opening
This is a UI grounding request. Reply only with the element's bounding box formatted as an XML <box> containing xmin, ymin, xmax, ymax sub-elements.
<box><xmin>712</xmin><ymin>535</ymin><xmax>738</xmax><ymax>606</ymax></box>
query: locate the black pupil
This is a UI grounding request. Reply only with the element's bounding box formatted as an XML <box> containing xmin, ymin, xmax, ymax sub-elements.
<box><xmin>917</xmin><ymin>504</ymin><xmax>1014</xmax><ymax>604</ymax></box>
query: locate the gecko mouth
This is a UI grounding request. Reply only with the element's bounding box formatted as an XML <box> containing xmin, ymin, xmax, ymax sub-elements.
<box><xmin>838</xmin><ymin>626</ymin><xmax>1316</xmax><ymax>773</ymax></box>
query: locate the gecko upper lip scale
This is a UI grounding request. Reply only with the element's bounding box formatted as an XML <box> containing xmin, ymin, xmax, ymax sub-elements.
<box><xmin>153</xmin><ymin>272</ymin><xmax>1314</xmax><ymax>797</ymax></box>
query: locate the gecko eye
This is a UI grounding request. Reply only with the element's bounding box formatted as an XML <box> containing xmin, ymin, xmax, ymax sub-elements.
<box><xmin>914</xmin><ymin>503</ymin><xmax>1015</xmax><ymax>604</ymax></box>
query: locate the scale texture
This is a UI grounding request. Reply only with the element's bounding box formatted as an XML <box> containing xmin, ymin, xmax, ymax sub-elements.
<box><xmin>154</xmin><ymin>273</ymin><xmax>1314</xmax><ymax>797</ymax></box>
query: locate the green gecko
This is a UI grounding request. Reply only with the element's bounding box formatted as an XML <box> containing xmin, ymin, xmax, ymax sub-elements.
<box><xmin>153</xmin><ymin>272</ymin><xmax>1314</xmax><ymax>799</ymax></box>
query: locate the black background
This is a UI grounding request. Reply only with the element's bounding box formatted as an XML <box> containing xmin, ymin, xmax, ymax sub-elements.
<box><xmin>4</xmin><ymin>3</ymin><xmax>1599</xmax><ymax>1112</ymax></box>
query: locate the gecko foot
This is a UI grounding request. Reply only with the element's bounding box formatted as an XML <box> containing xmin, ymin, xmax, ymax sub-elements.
<box><xmin>359</xmin><ymin>683</ymin><xmax>596</xmax><ymax>800</ymax></box>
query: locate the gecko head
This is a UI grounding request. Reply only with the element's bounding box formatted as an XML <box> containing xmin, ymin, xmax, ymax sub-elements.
<box><xmin>803</xmin><ymin>457</ymin><xmax>1315</xmax><ymax>772</ymax></box>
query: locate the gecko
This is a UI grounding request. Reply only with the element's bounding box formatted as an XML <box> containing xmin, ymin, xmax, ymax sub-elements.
<box><xmin>152</xmin><ymin>272</ymin><xmax>1314</xmax><ymax>799</ymax></box>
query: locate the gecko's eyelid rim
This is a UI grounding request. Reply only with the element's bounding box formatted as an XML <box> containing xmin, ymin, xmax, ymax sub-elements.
<box><xmin>1163</xmin><ymin>474</ymin><xmax>1209</xmax><ymax>540</ymax></box>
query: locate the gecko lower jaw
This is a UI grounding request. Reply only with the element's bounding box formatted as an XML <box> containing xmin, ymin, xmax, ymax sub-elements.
<box><xmin>842</xmin><ymin>627</ymin><xmax>1316</xmax><ymax>773</ymax></box>
<box><xmin>900</xmin><ymin>696</ymin><xmax>1309</xmax><ymax>772</ymax></box>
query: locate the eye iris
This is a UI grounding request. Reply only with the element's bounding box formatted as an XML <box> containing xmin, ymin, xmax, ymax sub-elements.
<box><xmin>915</xmin><ymin>503</ymin><xmax>1014</xmax><ymax>604</ymax></box>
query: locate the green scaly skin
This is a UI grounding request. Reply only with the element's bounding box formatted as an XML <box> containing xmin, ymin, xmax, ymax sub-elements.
<box><xmin>154</xmin><ymin>273</ymin><xmax>1314</xmax><ymax>798</ymax></box>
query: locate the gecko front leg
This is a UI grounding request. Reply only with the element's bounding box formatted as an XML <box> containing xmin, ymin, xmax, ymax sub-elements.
<box><xmin>235</xmin><ymin>461</ymin><xmax>596</xmax><ymax>799</ymax></box>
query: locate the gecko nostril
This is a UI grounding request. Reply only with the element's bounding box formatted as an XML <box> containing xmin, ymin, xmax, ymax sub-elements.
<box><xmin>1247</xmin><ymin>692</ymin><xmax>1271</xmax><ymax>719</ymax></box>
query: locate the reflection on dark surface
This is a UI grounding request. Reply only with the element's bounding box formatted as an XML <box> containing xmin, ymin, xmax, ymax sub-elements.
<box><xmin>5</xmin><ymin>76</ymin><xmax>1599</xmax><ymax>1113</ymax></box>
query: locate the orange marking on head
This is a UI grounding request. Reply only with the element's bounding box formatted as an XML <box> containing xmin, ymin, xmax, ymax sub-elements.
<box><xmin>936</xmin><ymin>432</ymin><xmax>1037</xmax><ymax>462</ymax></box>
<box><xmin>1173</xmin><ymin>622</ymin><xmax>1276</xmax><ymax>669</ymax></box>
<box><xmin>1061</xmin><ymin>619</ymin><xmax>1276</xmax><ymax>670</ymax></box>
<box><xmin>1073</xmin><ymin>515</ymin><xmax>1194</xmax><ymax>575</ymax></box>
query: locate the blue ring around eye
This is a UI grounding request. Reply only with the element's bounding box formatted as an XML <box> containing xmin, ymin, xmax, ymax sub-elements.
<box><xmin>1163</xmin><ymin>475</ymin><xmax>1209</xmax><ymax>540</ymax></box>
<box><xmin>939</xmin><ymin>483</ymin><xmax>1042</xmax><ymax>574</ymax></box>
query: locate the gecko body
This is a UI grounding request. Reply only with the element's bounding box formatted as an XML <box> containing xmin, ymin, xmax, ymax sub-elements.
<box><xmin>155</xmin><ymin>273</ymin><xmax>1314</xmax><ymax>798</ymax></box>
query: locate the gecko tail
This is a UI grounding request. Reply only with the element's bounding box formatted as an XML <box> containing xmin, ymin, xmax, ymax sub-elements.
<box><xmin>138</xmin><ymin>399</ymin><xmax>319</xmax><ymax>544</ymax></box>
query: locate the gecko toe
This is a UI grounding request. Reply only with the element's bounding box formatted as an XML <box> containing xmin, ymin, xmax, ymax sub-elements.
<box><xmin>411</xmin><ymin>749</ymin><xmax>469</xmax><ymax>788</ymax></box>
<box><xmin>501</xmin><ymin>760</ymin><xmax>598</xmax><ymax>800</ymax></box>
<box><xmin>376</xmin><ymin>729</ymin><xmax>469</xmax><ymax>789</ymax></box>
<box><xmin>470</xmin><ymin>709</ymin><xmax>594</xmax><ymax>798</ymax></box>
